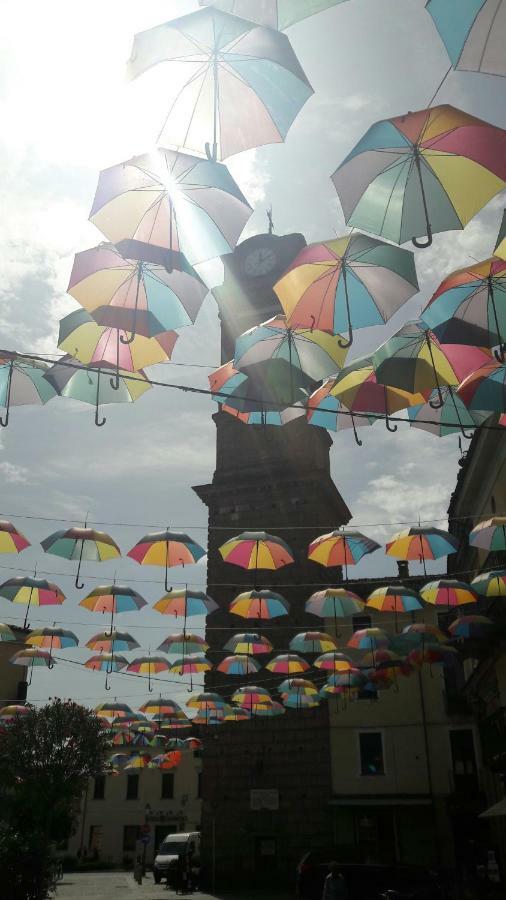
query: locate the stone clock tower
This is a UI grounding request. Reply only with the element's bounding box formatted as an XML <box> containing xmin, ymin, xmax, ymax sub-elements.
<box><xmin>193</xmin><ymin>232</ymin><xmax>351</xmax><ymax>887</ymax></box>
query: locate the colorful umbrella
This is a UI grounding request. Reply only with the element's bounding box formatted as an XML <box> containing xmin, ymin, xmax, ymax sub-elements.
<box><xmin>274</xmin><ymin>234</ymin><xmax>418</xmax><ymax>347</ymax></box>
<box><xmin>399</xmin><ymin>623</ymin><xmax>448</xmax><ymax>648</ymax></box>
<box><xmin>187</xmin><ymin>692</ymin><xmax>225</xmax><ymax>711</ymax></box>
<box><xmin>420</xmin><ymin>578</ymin><xmax>478</xmax><ymax>608</ymax></box>
<box><xmin>198</xmin><ymin>0</ymin><xmax>347</xmax><ymax>29</ymax></box>
<box><xmin>366</xmin><ymin>586</ymin><xmax>423</xmax><ymax>614</ymax></box>
<box><xmin>223</xmin><ymin>704</ymin><xmax>251</xmax><ymax>722</ymax></box>
<box><xmin>153</xmin><ymin>588</ymin><xmax>218</xmax><ymax>618</ymax></box>
<box><xmin>223</xmin><ymin>632</ymin><xmax>273</xmax><ymax>655</ymax></box>
<box><xmin>0</xmin><ymin>354</ymin><xmax>56</xmax><ymax>427</ymax></box>
<box><xmin>254</xmin><ymin>701</ymin><xmax>285</xmax><ymax>717</ymax></box>
<box><xmin>448</xmin><ymin>614</ymin><xmax>495</xmax><ymax>640</ymax></box>
<box><xmin>124</xmin><ymin>753</ymin><xmax>152</xmax><ymax>770</ymax></box>
<box><xmin>458</xmin><ymin>363</ymin><xmax>506</xmax><ymax>414</ymax></box>
<box><xmin>234</xmin><ymin>315</ymin><xmax>349</xmax><ymax>383</ymax></box>
<box><xmin>140</xmin><ymin>697</ymin><xmax>183</xmax><ymax>717</ymax></box>
<box><xmin>86</xmin><ymin>630</ymin><xmax>139</xmax><ymax>653</ymax></box>
<box><xmin>469</xmin><ymin>516</ymin><xmax>506</xmax><ymax>551</ymax></box>
<box><xmin>471</xmin><ymin>569</ymin><xmax>506</xmax><ymax>597</ymax></box>
<box><xmin>289</xmin><ymin>631</ymin><xmax>337</xmax><ymax>654</ymax></box>
<box><xmin>427</xmin><ymin>0</ymin><xmax>506</xmax><ymax>77</ymax></box>
<box><xmin>219</xmin><ymin>532</ymin><xmax>294</xmax><ymax>576</ymax></box>
<box><xmin>347</xmin><ymin>628</ymin><xmax>390</xmax><ymax>652</ymax></box>
<box><xmin>314</xmin><ymin>651</ymin><xmax>352</xmax><ymax>672</ymax></box>
<box><xmin>210</xmin><ymin>358</ymin><xmax>312</xmax><ymax>413</ymax></box>
<box><xmin>41</xmin><ymin>525</ymin><xmax>121</xmax><ymax>589</ymax></box>
<box><xmin>85</xmin><ymin>653</ymin><xmax>128</xmax><ymax>673</ymax></box>
<box><xmin>0</xmin><ymin>704</ymin><xmax>31</xmax><ymax>721</ymax></box>
<box><xmin>217</xmin><ymin>654</ymin><xmax>261</xmax><ymax>675</ymax></box>
<box><xmin>321</xmin><ymin>669</ymin><xmax>365</xmax><ymax>694</ymax></box>
<box><xmin>58</xmin><ymin>309</ymin><xmax>178</xmax><ymax>387</ymax></box>
<box><xmin>0</xmin><ymin>521</ymin><xmax>30</xmax><ymax>554</ymax></box>
<box><xmin>408</xmin><ymin>644</ymin><xmax>460</xmax><ymax>669</ymax></box>
<box><xmin>266</xmin><ymin>653</ymin><xmax>310</xmax><ymax>674</ymax></box>
<box><xmin>185</xmin><ymin>737</ymin><xmax>203</xmax><ymax>750</ymax></box>
<box><xmin>149</xmin><ymin>751</ymin><xmax>183</xmax><ymax>770</ymax></box>
<box><xmin>128</xmin><ymin>531</ymin><xmax>205</xmax><ymax>592</ymax></box>
<box><xmin>0</xmin><ymin>623</ymin><xmax>15</xmax><ymax>643</ymax></box>
<box><xmin>68</xmin><ymin>242</ymin><xmax>207</xmax><ymax>343</ymax></box>
<box><xmin>278</xmin><ymin>677</ymin><xmax>318</xmax><ymax>696</ymax></box>
<box><xmin>155</xmin><ymin>715</ymin><xmax>192</xmax><ymax>731</ymax></box>
<box><xmin>305</xmin><ymin>588</ymin><xmax>365</xmax><ymax>619</ymax></box>
<box><xmin>10</xmin><ymin>648</ymin><xmax>53</xmax><ymax>683</ymax></box>
<box><xmin>308</xmin><ymin>529</ymin><xmax>380</xmax><ymax>572</ymax></box>
<box><xmin>0</xmin><ymin>576</ymin><xmax>65</xmax><ymax>628</ymax></box>
<box><xmin>80</xmin><ymin>584</ymin><xmax>147</xmax><ymax>634</ymax></box>
<box><xmin>283</xmin><ymin>693</ymin><xmax>320</xmax><ymax>709</ymax></box>
<box><xmin>95</xmin><ymin>701</ymin><xmax>134</xmax><ymax>719</ymax></box>
<box><xmin>229</xmin><ymin>589</ymin><xmax>289</xmax><ymax>620</ymax></box>
<box><xmin>44</xmin><ymin>357</ymin><xmax>151</xmax><ymax>427</ymax></box>
<box><xmin>108</xmin><ymin>753</ymin><xmax>130</xmax><ymax>768</ymax></box>
<box><xmin>407</xmin><ymin>386</ymin><xmax>477</xmax><ymax>439</ymax></box>
<box><xmin>231</xmin><ymin>685</ymin><xmax>272</xmax><ymax>709</ymax></box>
<box><xmin>169</xmin><ymin>656</ymin><xmax>212</xmax><ymax>676</ymax></box>
<box><xmin>127</xmin><ymin>8</ymin><xmax>313</xmax><ymax>160</ymax></box>
<box><xmin>25</xmin><ymin>627</ymin><xmax>78</xmax><ymax>667</ymax></box>
<box><xmin>158</xmin><ymin>633</ymin><xmax>209</xmax><ymax>655</ymax></box>
<box><xmin>386</xmin><ymin>526</ymin><xmax>459</xmax><ymax>575</ymax></box>
<box><xmin>90</xmin><ymin>148</ymin><xmax>252</xmax><ymax>264</ymax></box>
<box><xmin>220</xmin><ymin>400</ymin><xmax>306</xmax><ymax>427</ymax></box>
<box><xmin>307</xmin><ymin>380</ymin><xmax>376</xmax><ymax>446</ymax></box>
<box><xmin>332</xmin><ymin>104</ymin><xmax>506</xmax><ymax>248</ymax></box>
<box><xmin>127</xmin><ymin>655</ymin><xmax>171</xmax><ymax>691</ymax></box>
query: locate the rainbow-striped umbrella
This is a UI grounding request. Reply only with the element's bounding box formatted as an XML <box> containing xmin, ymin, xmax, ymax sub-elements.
<box><xmin>0</xmin><ymin>623</ymin><xmax>15</xmax><ymax>643</ymax></box>
<box><xmin>128</xmin><ymin>9</ymin><xmax>313</xmax><ymax>161</ymax></box>
<box><xmin>347</xmin><ymin>628</ymin><xmax>390</xmax><ymax>652</ymax></box>
<box><xmin>187</xmin><ymin>692</ymin><xmax>225</xmax><ymax>711</ymax></box>
<box><xmin>139</xmin><ymin>697</ymin><xmax>183</xmax><ymax>717</ymax></box>
<box><xmin>127</xmin><ymin>656</ymin><xmax>170</xmax><ymax>692</ymax></box>
<box><xmin>158</xmin><ymin>633</ymin><xmax>209</xmax><ymax>655</ymax></box>
<box><xmin>185</xmin><ymin>737</ymin><xmax>203</xmax><ymax>750</ymax></box>
<box><xmin>198</xmin><ymin>0</ymin><xmax>348</xmax><ymax>30</ymax></box>
<box><xmin>469</xmin><ymin>517</ymin><xmax>506</xmax><ymax>551</ymax></box>
<box><xmin>41</xmin><ymin>526</ymin><xmax>120</xmax><ymax>589</ymax></box>
<box><xmin>10</xmin><ymin>648</ymin><xmax>54</xmax><ymax>683</ymax></box>
<box><xmin>366</xmin><ymin>586</ymin><xmax>423</xmax><ymax>614</ymax></box>
<box><xmin>169</xmin><ymin>656</ymin><xmax>212</xmax><ymax>676</ymax></box>
<box><xmin>155</xmin><ymin>715</ymin><xmax>192</xmax><ymax>732</ymax></box>
<box><xmin>283</xmin><ymin>693</ymin><xmax>320</xmax><ymax>709</ymax></box>
<box><xmin>153</xmin><ymin>589</ymin><xmax>218</xmax><ymax>618</ymax></box>
<box><xmin>128</xmin><ymin>531</ymin><xmax>206</xmax><ymax>592</ymax></box>
<box><xmin>193</xmin><ymin>710</ymin><xmax>225</xmax><ymax>726</ymax></box>
<box><xmin>0</xmin><ymin>521</ymin><xmax>30</xmax><ymax>554</ymax></box>
<box><xmin>399</xmin><ymin>623</ymin><xmax>448</xmax><ymax>648</ymax></box>
<box><xmin>471</xmin><ymin>569</ymin><xmax>506</xmax><ymax>597</ymax></box>
<box><xmin>85</xmin><ymin>653</ymin><xmax>128</xmax><ymax>673</ymax></box>
<box><xmin>217</xmin><ymin>655</ymin><xmax>261</xmax><ymax>676</ymax></box>
<box><xmin>67</xmin><ymin>243</ymin><xmax>207</xmax><ymax>343</ymax></box>
<box><xmin>321</xmin><ymin>669</ymin><xmax>365</xmax><ymax>695</ymax></box>
<box><xmin>308</xmin><ymin>529</ymin><xmax>380</xmax><ymax>572</ymax></box>
<box><xmin>332</xmin><ymin>105</ymin><xmax>506</xmax><ymax>249</ymax></box>
<box><xmin>407</xmin><ymin>386</ymin><xmax>478</xmax><ymax>439</ymax></box>
<box><xmin>307</xmin><ymin>380</ymin><xmax>376</xmax><ymax>446</ymax></box>
<box><xmin>210</xmin><ymin>360</ymin><xmax>309</xmax><ymax>420</ymax></box>
<box><xmin>289</xmin><ymin>631</ymin><xmax>337</xmax><ymax>654</ymax></box>
<box><xmin>124</xmin><ymin>753</ymin><xmax>151</xmax><ymax>770</ymax></box>
<box><xmin>278</xmin><ymin>677</ymin><xmax>318</xmax><ymax>696</ymax></box>
<box><xmin>108</xmin><ymin>753</ymin><xmax>129</xmax><ymax>768</ymax></box>
<box><xmin>86</xmin><ymin>630</ymin><xmax>139</xmax><ymax>653</ymax></box>
<box><xmin>80</xmin><ymin>585</ymin><xmax>147</xmax><ymax>634</ymax></box>
<box><xmin>26</xmin><ymin>627</ymin><xmax>78</xmax><ymax>668</ymax></box>
<box><xmin>458</xmin><ymin>363</ymin><xmax>506</xmax><ymax>414</ymax></box>
<box><xmin>386</xmin><ymin>526</ymin><xmax>459</xmax><ymax>575</ymax></box>
<box><xmin>305</xmin><ymin>588</ymin><xmax>365</xmax><ymax>619</ymax></box>
<box><xmin>314</xmin><ymin>651</ymin><xmax>352</xmax><ymax>672</ymax></box>
<box><xmin>266</xmin><ymin>653</ymin><xmax>309</xmax><ymax>675</ymax></box>
<box><xmin>231</xmin><ymin>686</ymin><xmax>272</xmax><ymax>709</ymax></box>
<box><xmin>149</xmin><ymin>751</ymin><xmax>182</xmax><ymax>770</ymax></box>
<box><xmin>0</xmin><ymin>704</ymin><xmax>31</xmax><ymax>722</ymax></box>
<box><xmin>448</xmin><ymin>615</ymin><xmax>494</xmax><ymax>640</ymax></box>
<box><xmin>223</xmin><ymin>705</ymin><xmax>251</xmax><ymax>722</ymax></box>
<box><xmin>427</xmin><ymin>0</ymin><xmax>506</xmax><ymax>77</ymax></box>
<box><xmin>0</xmin><ymin>354</ymin><xmax>56</xmax><ymax>427</ymax></box>
<box><xmin>223</xmin><ymin>633</ymin><xmax>273</xmax><ymax>655</ymax></box>
<box><xmin>421</xmin><ymin>579</ymin><xmax>478</xmax><ymax>608</ymax></box>
<box><xmin>0</xmin><ymin>577</ymin><xmax>65</xmax><ymax>628</ymax></box>
<box><xmin>229</xmin><ymin>589</ymin><xmax>289</xmax><ymax>620</ymax></box>
<box><xmin>254</xmin><ymin>701</ymin><xmax>285</xmax><ymax>717</ymax></box>
<box><xmin>274</xmin><ymin>234</ymin><xmax>418</xmax><ymax>348</ymax></box>
<box><xmin>408</xmin><ymin>644</ymin><xmax>460</xmax><ymax>669</ymax></box>
<box><xmin>219</xmin><ymin>531</ymin><xmax>294</xmax><ymax>573</ymax></box>
<box><xmin>95</xmin><ymin>701</ymin><xmax>134</xmax><ymax>719</ymax></box>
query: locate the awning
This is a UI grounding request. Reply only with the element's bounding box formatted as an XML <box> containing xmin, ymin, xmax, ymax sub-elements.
<box><xmin>479</xmin><ymin>797</ymin><xmax>506</xmax><ymax>818</ymax></box>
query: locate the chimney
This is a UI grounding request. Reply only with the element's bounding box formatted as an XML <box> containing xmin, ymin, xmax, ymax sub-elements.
<box><xmin>397</xmin><ymin>561</ymin><xmax>409</xmax><ymax>579</ymax></box>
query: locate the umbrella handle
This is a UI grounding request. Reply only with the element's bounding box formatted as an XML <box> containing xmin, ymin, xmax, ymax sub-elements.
<box><xmin>109</xmin><ymin>372</ymin><xmax>120</xmax><ymax>391</ymax></box>
<box><xmin>337</xmin><ymin>267</ymin><xmax>353</xmax><ymax>349</ymax></box>
<box><xmin>95</xmin><ymin>407</ymin><xmax>107</xmax><ymax>427</ymax></box>
<box><xmin>429</xmin><ymin>390</ymin><xmax>444</xmax><ymax>410</ymax></box>
<box><xmin>105</xmin><ymin>671</ymin><xmax>111</xmax><ymax>691</ymax></box>
<box><xmin>411</xmin><ymin>154</ymin><xmax>433</xmax><ymax>248</ymax></box>
<box><xmin>0</xmin><ymin>360</ymin><xmax>13</xmax><ymax>427</ymax></box>
<box><xmin>350</xmin><ymin>413</ymin><xmax>362</xmax><ymax>447</ymax></box>
<box><xmin>412</xmin><ymin>231</ymin><xmax>433</xmax><ymax>249</ymax></box>
<box><xmin>385</xmin><ymin>417</ymin><xmax>398</xmax><ymax>433</ymax></box>
<box><xmin>120</xmin><ymin>264</ymin><xmax>142</xmax><ymax>344</ymax></box>
<box><xmin>494</xmin><ymin>345</ymin><xmax>506</xmax><ymax>364</ymax></box>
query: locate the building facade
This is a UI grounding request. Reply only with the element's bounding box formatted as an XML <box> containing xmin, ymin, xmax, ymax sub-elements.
<box><xmin>0</xmin><ymin>625</ymin><xmax>28</xmax><ymax>707</ymax></box>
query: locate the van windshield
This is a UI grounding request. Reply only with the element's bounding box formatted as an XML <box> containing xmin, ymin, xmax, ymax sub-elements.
<box><xmin>159</xmin><ymin>840</ymin><xmax>188</xmax><ymax>856</ymax></box>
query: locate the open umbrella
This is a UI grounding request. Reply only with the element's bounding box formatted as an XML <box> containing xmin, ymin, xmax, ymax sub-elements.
<box><xmin>86</xmin><ymin>630</ymin><xmax>139</xmax><ymax>654</ymax></box>
<box><xmin>219</xmin><ymin>532</ymin><xmax>294</xmax><ymax>581</ymax></box>
<box><xmin>127</xmin><ymin>8</ymin><xmax>313</xmax><ymax>160</ymax></box>
<box><xmin>158</xmin><ymin>633</ymin><xmax>209</xmax><ymax>655</ymax></box>
<box><xmin>0</xmin><ymin>354</ymin><xmax>56</xmax><ymax>427</ymax></box>
<box><xmin>223</xmin><ymin>704</ymin><xmax>251</xmax><ymax>721</ymax></box>
<box><xmin>347</xmin><ymin>628</ymin><xmax>390</xmax><ymax>652</ymax></box>
<box><xmin>210</xmin><ymin>358</ymin><xmax>311</xmax><ymax>414</ymax></box>
<box><xmin>229</xmin><ymin>589</ymin><xmax>289</xmax><ymax>620</ymax></box>
<box><xmin>128</xmin><ymin>531</ymin><xmax>206</xmax><ymax>591</ymax></box>
<box><xmin>308</xmin><ymin>529</ymin><xmax>380</xmax><ymax>576</ymax></box>
<box><xmin>169</xmin><ymin>655</ymin><xmax>212</xmax><ymax>676</ymax></box>
<box><xmin>10</xmin><ymin>648</ymin><xmax>53</xmax><ymax>684</ymax></box>
<box><xmin>231</xmin><ymin>685</ymin><xmax>272</xmax><ymax>710</ymax></box>
<box><xmin>187</xmin><ymin>691</ymin><xmax>225</xmax><ymax>711</ymax></box>
<box><xmin>149</xmin><ymin>751</ymin><xmax>183</xmax><ymax>770</ymax></box>
<box><xmin>95</xmin><ymin>701</ymin><xmax>134</xmax><ymax>720</ymax></box>
<box><xmin>471</xmin><ymin>569</ymin><xmax>506</xmax><ymax>597</ymax></box>
<box><xmin>274</xmin><ymin>234</ymin><xmax>419</xmax><ymax>348</ymax></box>
<box><xmin>283</xmin><ymin>693</ymin><xmax>319</xmax><ymax>709</ymax></box>
<box><xmin>67</xmin><ymin>242</ymin><xmax>207</xmax><ymax>345</ymax></box>
<box><xmin>44</xmin><ymin>357</ymin><xmax>151</xmax><ymax>426</ymax></box>
<box><xmin>420</xmin><ymin>579</ymin><xmax>478</xmax><ymax>608</ymax></box>
<box><xmin>42</xmin><ymin>525</ymin><xmax>121</xmax><ymax>589</ymax></box>
<box><xmin>0</xmin><ymin>521</ymin><xmax>30</xmax><ymax>554</ymax></box>
<box><xmin>217</xmin><ymin>655</ymin><xmax>261</xmax><ymax>675</ymax></box>
<box><xmin>85</xmin><ymin>653</ymin><xmax>128</xmax><ymax>674</ymax></box>
<box><xmin>305</xmin><ymin>587</ymin><xmax>365</xmax><ymax>619</ymax></box>
<box><xmin>0</xmin><ymin>623</ymin><xmax>15</xmax><ymax>643</ymax></box>
<box><xmin>469</xmin><ymin>517</ymin><xmax>506</xmax><ymax>551</ymax></box>
<box><xmin>289</xmin><ymin>632</ymin><xmax>337</xmax><ymax>654</ymax></box>
<box><xmin>127</xmin><ymin>655</ymin><xmax>171</xmax><ymax>692</ymax></box>
<box><xmin>307</xmin><ymin>380</ymin><xmax>376</xmax><ymax>446</ymax></box>
<box><xmin>386</xmin><ymin>526</ymin><xmax>458</xmax><ymax>575</ymax></box>
<box><xmin>366</xmin><ymin>585</ymin><xmax>423</xmax><ymax>614</ymax></box>
<box><xmin>25</xmin><ymin>627</ymin><xmax>78</xmax><ymax>668</ymax></box>
<box><xmin>332</xmin><ymin>104</ymin><xmax>506</xmax><ymax>248</ymax></box>
<box><xmin>140</xmin><ymin>697</ymin><xmax>183</xmax><ymax>717</ymax></box>
<box><xmin>153</xmin><ymin>588</ymin><xmax>218</xmax><ymax>618</ymax></box>
<box><xmin>449</xmin><ymin>615</ymin><xmax>494</xmax><ymax>640</ymax></box>
<box><xmin>407</xmin><ymin>386</ymin><xmax>478</xmax><ymax>439</ymax></box>
<box><xmin>427</xmin><ymin>0</ymin><xmax>506</xmax><ymax>77</ymax></box>
<box><xmin>266</xmin><ymin>653</ymin><xmax>310</xmax><ymax>675</ymax></box>
<box><xmin>224</xmin><ymin>632</ymin><xmax>273</xmax><ymax>655</ymax></box>
<box><xmin>0</xmin><ymin>576</ymin><xmax>65</xmax><ymax>628</ymax></box>
<box><xmin>458</xmin><ymin>362</ymin><xmax>506</xmax><ymax>414</ymax></box>
<box><xmin>80</xmin><ymin>584</ymin><xmax>146</xmax><ymax>629</ymax></box>
<box><xmin>199</xmin><ymin>0</ymin><xmax>348</xmax><ymax>29</ymax></box>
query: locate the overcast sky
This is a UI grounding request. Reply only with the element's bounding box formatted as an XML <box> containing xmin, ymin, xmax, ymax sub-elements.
<box><xmin>0</xmin><ymin>0</ymin><xmax>504</xmax><ymax>710</ymax></box>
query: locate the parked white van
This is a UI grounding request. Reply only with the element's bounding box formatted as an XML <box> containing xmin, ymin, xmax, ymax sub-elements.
<box><xmin>153</xmin><ymin>831</ymin><xmax>200</xmax><ymax>885</ymax></box>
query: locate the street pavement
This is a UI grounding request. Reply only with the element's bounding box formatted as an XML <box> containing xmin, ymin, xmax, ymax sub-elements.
<box><xmin>55</xmin><ymin>871</ymin><xmax>212</xmax><ymax>900</ymax></box>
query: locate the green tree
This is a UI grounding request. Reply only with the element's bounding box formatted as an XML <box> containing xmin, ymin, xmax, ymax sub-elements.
<box><xmin>0</xmin><ymin>699</ymin><xmax>109</xmax><ymax>899</ymax></box>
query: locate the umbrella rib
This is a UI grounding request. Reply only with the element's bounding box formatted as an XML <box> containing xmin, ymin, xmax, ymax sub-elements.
<box><xmin>380</xmin><ymin>156</ymin><xmax>413</xmax><ymax>240</ymax></box>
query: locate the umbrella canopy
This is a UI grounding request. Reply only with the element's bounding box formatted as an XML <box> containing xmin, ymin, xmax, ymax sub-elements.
<box><xmin>220</xmin><ymin>401</ymin><xmax>306</xmax><ymax>427</ymax></box>
<box><xmin>229</xmin><ymin>589</ymin><xmax>289</xmax><ymax>620</ymax></box>
<box><xmin>449</xmin><ymin>615</ymin><xmax>494</xmax><ymax>640</ymax></box>
<box><xmin>266</xmin><ymin>653</ymin><xmax>310</xmax><ymax>674</ymax></box>
<box><xmin>219</xmin><ymin>531</ymin><xmax>294</xmax><ymax>570</ymax></box>
<box><xmin>347</xmin><ymin>628</ymin><xmax>390</xmax><ymax>651</ymax></box>
<box><xmin>471</xmin><ymin>569</ymin><xmax>506</xmax><ymax>597</ymax></box>
<box><xmin>283</xmin><ymin>694</ymin><xmax>320</xmax><ymax>709</ymax></box>
<box><xmin>289</xmin><ymin>632</ymin><xmax>337</xmax><ymax>654</ymax></box>
<box><xmin>458</xmin><ymin>363</ymin><xmax>506</xmax><ymax>414</ymax></box>
<box><xmin>0</xmin><ymin>704</ymin><xmax>31</xmax><ymax>720</ymax></box>
<box><xmin>0</xmin><ymin>577</ymin><xmax>65</xmax><ymax>629</ymax></box>
<box><xmin>68</xmin><ymin>243</ymin><xmax>207</xmax><ymax>341</ymax></box>
<box><xmin>0</xmin><ymin>354</ymin><xmax>56</xmax><ymax>427</ymax></box>
<box><xmin>26</xmin><ymin>627</ymin><xmax>78</xmax><ymax>651</ymax></box>
<box><xmin>224</xmin><ymin>632</ymin><xmax>273</xmax><ymax>654</ymax></box>
<box><xmin>399</xmin><ymin>623</ymin><xmax>448</xmax><ymax>647</ymax></box>
<box><xmin>10</xmin><ymin>649</ymin><xmax>53</xmax><ymax>682</ymax></box>
<box><xmin>127</xmin><ymin>8</ymin><xmax>313</xmax><ymax>160</ymax></box>
<box><xmin>187</xmin><ymin>692</ymin><xmax>225</xmax><ymax>710</ymax></box>
<box><xmin>322</xmin><ymin>669</ymin><xmax>365</xmax><ymax>694</ymax></box>
<box><xmin>170</xmin><ymin>656</ymin><xmax>213</xmax><ymax>676</ymax></box>
<box><xmin>153</xmin><ymin>588</ymin><xmax>218</xmax><ymax>618</ymax></box>
<box><xmin>80</xmin><ymin>585</ymin><xmax>147</xmax><ymax>634</ymax></box>
<box><xmin>407</xmin><ymin>386</ymin><xmax>478</xmax><ymax>439</ymax></box>
<box><xmin>305</xmin><ymin>588</ymin><xmax>365</xmax><ymax>618</ymax></box>
<box><xmin>95</xmin><ymin>701</ymin><xmax>134</xmax><ymax>719</ymax></box>
<box><xmin>231</xmin><ymin>685</ymin><xmax>272</xmax><ymax>708</ymax></box>
<box><xmin>124</xmin><ymin>753</ymin><xmax>152</xmax><ymax>770</ymax></box>
<box><xmin>90</xmin><ymin>148</ymin><xmax>252</xmax><ymax>265</ymax></box>
<box><xmin>223</xmin><ymin>704</ymin><xmax>252</xmax><ymax>721</ymax></box>
<box><xmin>198</xmin><ymin>0</ymin><xmax>347</xmax><ymax>29</ymax></box>
<box><xmin>420</xmin><ymin>579</ymin><xmax>478</xmax><ymax>608</ymax></box>
<box><xmin>128</xmin><ymin>531</ymin><xmax>206</xmax><ymax>591</ymax></box>
<box><xmin>386</xmin><ymin>527</ymin><xmax>459</xmax><ymax>565</ymax></box>
<box><xmin>210</xmin><ymin>358</ymin><xmax>311</xmax><ymax>414</ymax></box>
<box><xmin>140</xmin><ymin>698</ymin><xmax>183</xmax><ymax>716</ymax></box>
<box><xmin>422</xmin><ymin>256</ymin><xmax>506</xmax><ymax>357</ymax></box>
<box><xmin>307</xmin><ymin>380</ymin><xmax>376</xmax><ymax>445</ymax></box>
<box><xmin>408</xmin><ymin>644</ymin><xmax>460</xmax><ymax>668</ymax></box>
<box><xmin>85</xmin><ymin>653</ymin><xmax>128</xmax><ymax>672</ymax></box>
<box><xmin>0</xmin><ymin>623</ymin><xmax>15</xmax><ymax>643</ymax></box>
<box><xmin>469</xmin><ymin>517</ymin><xmax>506</xmax><ymax>551</ymax></box>
<box><xmin>42</xmin><ymin>526</ymin><xmax>121</xmax><ymax>589</ymax></box>
<box><xmin>314</xmin><ymin>651</ymin><xmax>352</xmax><ymax>672</ymax></box>
<box><xmin>86</xmin><ymin>630</ymin><xmax>139</xmax><ymax>653</ymax></box>
<box><xmin>254</xmin><ymin>701</ymin><xmax>286</xmax><ymax>717</ymax></box>
<box><xmin>158</xmin><ymin>633</ymin><xmax>209</xmax><ymax>655</ymax></box>
<box><xmin>278</xmin><ymin>677</ymin><xmax>318</xmax><ymax>696</ymax></box>
<box><xmin>366</xmin><ymin>586</ymin><xmax>423</xmax><ymax>614</ymax></box>
<box><xmin>234</xmin><ymin>315</ymin><xmax>349</xmax><ymax>382</ymax></box>
<box><xmin>274</xmin><ymin>234</ymin><xmax>419</xmax><ymax>347</ymax></box>
<box><xmin>426</xmin><ymin>0</ymin><xmax>506</xmax><ymax>77</ymax></box>
<box><xmin>308</xmin><ymin>529</ymin><xmax>380</xmax><ymax>567</ymax></box>
<box><xmin>0</xmin><ymin>521</ymin><xmax>30</xmax><ymax>554</ymax></box>
<box><xmin>128</xmin><ymin>656</ymin><xmax>171</xmax><ymax>691</ymax></box>
<box><xmin>332</xmin><ymin>104</ymin><xmax>506</xmax><ymax>248</ymax></box>
<box><xmin>149</xmin><ymin>751</ymin><xmax>183</xmax><ymax>770</ymax></box>
<box><xmin>217</xmin><ymin>654</ymin><xmax>261</xmax><ymax>675</ymax></box>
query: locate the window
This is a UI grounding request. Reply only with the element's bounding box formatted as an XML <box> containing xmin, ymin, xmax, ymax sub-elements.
<box><xmin>352</xmin><ymin>614</ymin><xmax>371</xmax><ymax>633</ymax></box>
<box><xmin>359</xmin><ymin>732</ymin><xmax>384</xmax><ymax>776</ymax></box>
<box><xmin>161</xmin><ymin>773</ymin><xmax>174</xmax><ymax>800</ymax></box>
<box><xmin>93</xmin><ymin>775</ymin><xmax>105</xmax><ymax>800</ymax></box>
<box><xmin>126</xmin><ymin>774</ymin><xmax>139</xmax><ymax>800</ymax></box>
<box><xmin>197</xmin><ymin>772</ymin><xmax>202</xmax><ymax>799</ymax></box>
<box><xmin>123</xmin><ymin>825</ymin><xmax>139</xmax><ymax>852</ymax></box>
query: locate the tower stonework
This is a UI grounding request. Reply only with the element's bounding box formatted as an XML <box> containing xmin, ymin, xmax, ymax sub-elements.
<box><xmin>193</xmin><ymin>232</ymin><xmax>351</xmax><ymax>886</ymax></box>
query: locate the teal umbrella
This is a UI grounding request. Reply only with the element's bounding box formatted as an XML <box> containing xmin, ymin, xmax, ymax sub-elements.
<box><xmin>426</xmin><ymin>0</ymin><xmax>506</xmax><ymax>77</ymax></box>
<box><xmin>0</xmin><ymin>354</ymin><xmax>56</xmax><ymax>427</ymax></box>
<box><xmin>199</xmin><ymin>0</ymin><xmax>348</xmax><ymax>29</ymax></box>
<box><xmin>44</xmin><ymin>357</ymin><xmax>151</xmax><ymax>426</ymax></box>
<box><xmin>408</xmin><ymin>386</ymin><xmax>475</xmax><ymax>438</ymax></box>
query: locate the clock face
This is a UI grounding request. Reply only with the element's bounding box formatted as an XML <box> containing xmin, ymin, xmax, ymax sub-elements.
<box><xmin>243</xmin><ymin>245</ymin><xmax>278</xmax><ymax>278</ymax></box>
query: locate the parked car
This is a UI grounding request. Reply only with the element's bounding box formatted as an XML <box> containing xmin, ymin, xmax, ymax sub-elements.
<box><xmin>296</xmin><ymin>850</ymin><xmax>446</xmax><ymax>900</ymax></box>
<box><xmin>153</xmin><ymin>831</ymin><xmax>200</xmax><ymax>886</ymax></box>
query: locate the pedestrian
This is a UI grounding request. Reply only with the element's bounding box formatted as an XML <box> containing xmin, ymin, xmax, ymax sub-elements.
<box><xmin>322</xmin><ymin>862</ymin><xmax>348</xmax><ymax>900</ymax></box>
